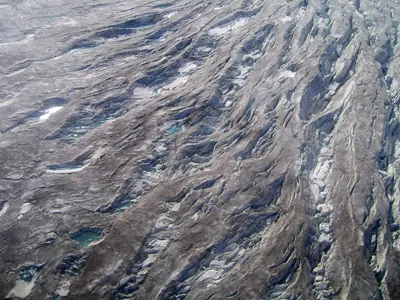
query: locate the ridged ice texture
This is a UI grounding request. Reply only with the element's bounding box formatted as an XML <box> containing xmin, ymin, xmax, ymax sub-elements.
<box><xmin>1</xmin><ymin>0</ymin><xmax>400</xmax><ymax>299</ymax></box>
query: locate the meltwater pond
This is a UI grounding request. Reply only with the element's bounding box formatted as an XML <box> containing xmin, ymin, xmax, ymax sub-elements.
<box><xmin>70</xmin><ymin>228</ymin><xmax>103</xmax><ymax>248</ymax></box>
<box><xmin>166</xmin><ymin>123</ymin><xmax>185</xmax><ymax>135</ymax></box>
<box><xmin>46</xmin><ymin>161</ymin><xmax>88</xmax><ymax>174</ymax></box>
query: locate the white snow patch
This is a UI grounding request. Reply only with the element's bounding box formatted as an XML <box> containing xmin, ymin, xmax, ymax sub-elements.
<box><xmin>279</xmin><ymin>70</ymin><xmax>296</xmax><ymax>78</ymax></box>
<box><xmin>18</xmin><ymin>203</ymin><xmax>32</xmax><ymax>219</ymax></box>
<box><xmin>237</xmin><ymin>65</ymin><xmax>252</xmax><ymax>78</ymax></box>
<box><xmin>316</xmin><ymin>203</ymin><xmax>333</xmax><ymax>215</ymax></box>
<box><xmin>208</xmin><ymin>18</ymin><xmax>248</xmax><ymax>36</ymax></box>
<box><xmin>232</xmin><ymin>78</ymin><xmax>245</xmax><ymax>87</ymax></box>
<box><xmin>19</xmin><ymin>203</ymin><xmax>32</xmax><ymax>214</ymax></box>
<box><xmin>142</xmin><ymin>255</ymin><xmax>157</xmax><ymax>267</ymax></box>
<box><xmin>164</xmin><ymin>12</ymin><xmax>177</xmax><ymax>19</ymax></box>
<box><xmin>155</xmin><ymin>216</ymin><xmax>173</xmax><ymax>229</ymax></box>
<box><xmin>320</xmin><ymin>146</ymin><xmax>331</xmax><ymax>156</ymax></box>
<box><xmin>197</xmin><ymin>46</ymin><xmax>211</xmax><ymax>52</ymax></box>
<box><xmin>171</xmin><ymin>202</ymin><xmax>181</xmax><ymax>212</ymax></box>
<box><xmin>155</xmin><ymin>144</ymin><xmax>167</xmax><ymax>154</ymax></box>
<box><xmin>133</xmin><ymin>87</ymin><xmax>155</xmax><ymax>98</ymax></box>
<box><xmin>191</xmin><ymin>212</ymin><xmax>199</xmax><ymax>221</ymax></box>
<box><xmin>148</xmin><ymin>238</ymin><xmax>169</xmax><ymax>249</ymax></box>
<box><xmin>318</xmin><ymin>232</ymin><xmax>332</xmax><ymax>243</ymax></box>
<box><xmin>319</xmin><ymin>222</ymin><xmax>331</xmax><ymax>233</ymax></box>
<box><xmin>198</xmin><ymin>269</ymin><xmax>221</xmax><ymax>282</ymax></box>
<box><xmin>295</xmin><ymin>8</ymin><xmax>306</xmax><ymax>21</ymax></box>
<box><xmin>56</xmin><ymin>281</ymin><xmax>71</xmax><ymax>297</ymax></box>
<box><xmin>163</xmin><ymin>76</ymin><xmax>188</xmax><ymax>90</ymax></box>
<box><xmin>0</xmin><ymin>99</ymin><xmax>14</xmax><ymax>108</ymax></box>
<box><xmin>0</xmin><ymin>203</ymin><xmax>9</xmax><ymax>218</ymax></box>
<box><xmin>39</xmin><ymin>106</ymin><xmax>63</xmax><ymax>121</ymax></box>
<box><xmin>281</xmin><ymin>16</ymin><xmax>293</xmax><ymax>23</ymax></box>
<box><xmin>179</xmin><ymin>62</ymin><xmax>197</xmax><ymax>74</ymax></box>
<box><xmin>7</xmin><ymin>279</ymin><xmax>35</xmax><ymax>299</ymax></box>
<box><xmin>313</xmin><ymin>160</ymin><xmax>331</xmax><ymax>185</ymax></box>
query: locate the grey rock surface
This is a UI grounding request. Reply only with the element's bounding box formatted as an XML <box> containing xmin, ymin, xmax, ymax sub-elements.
<box><xmin>1</xmin><ymin>0</ymin><xmax>400</xmax><ymax>299</ymax></box>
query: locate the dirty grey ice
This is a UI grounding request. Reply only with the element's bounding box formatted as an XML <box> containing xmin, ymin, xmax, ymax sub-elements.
<box><xmin>1</xmin><ymin>0</ymin><xmax>400</xmax><ymax>299</ymax></box>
